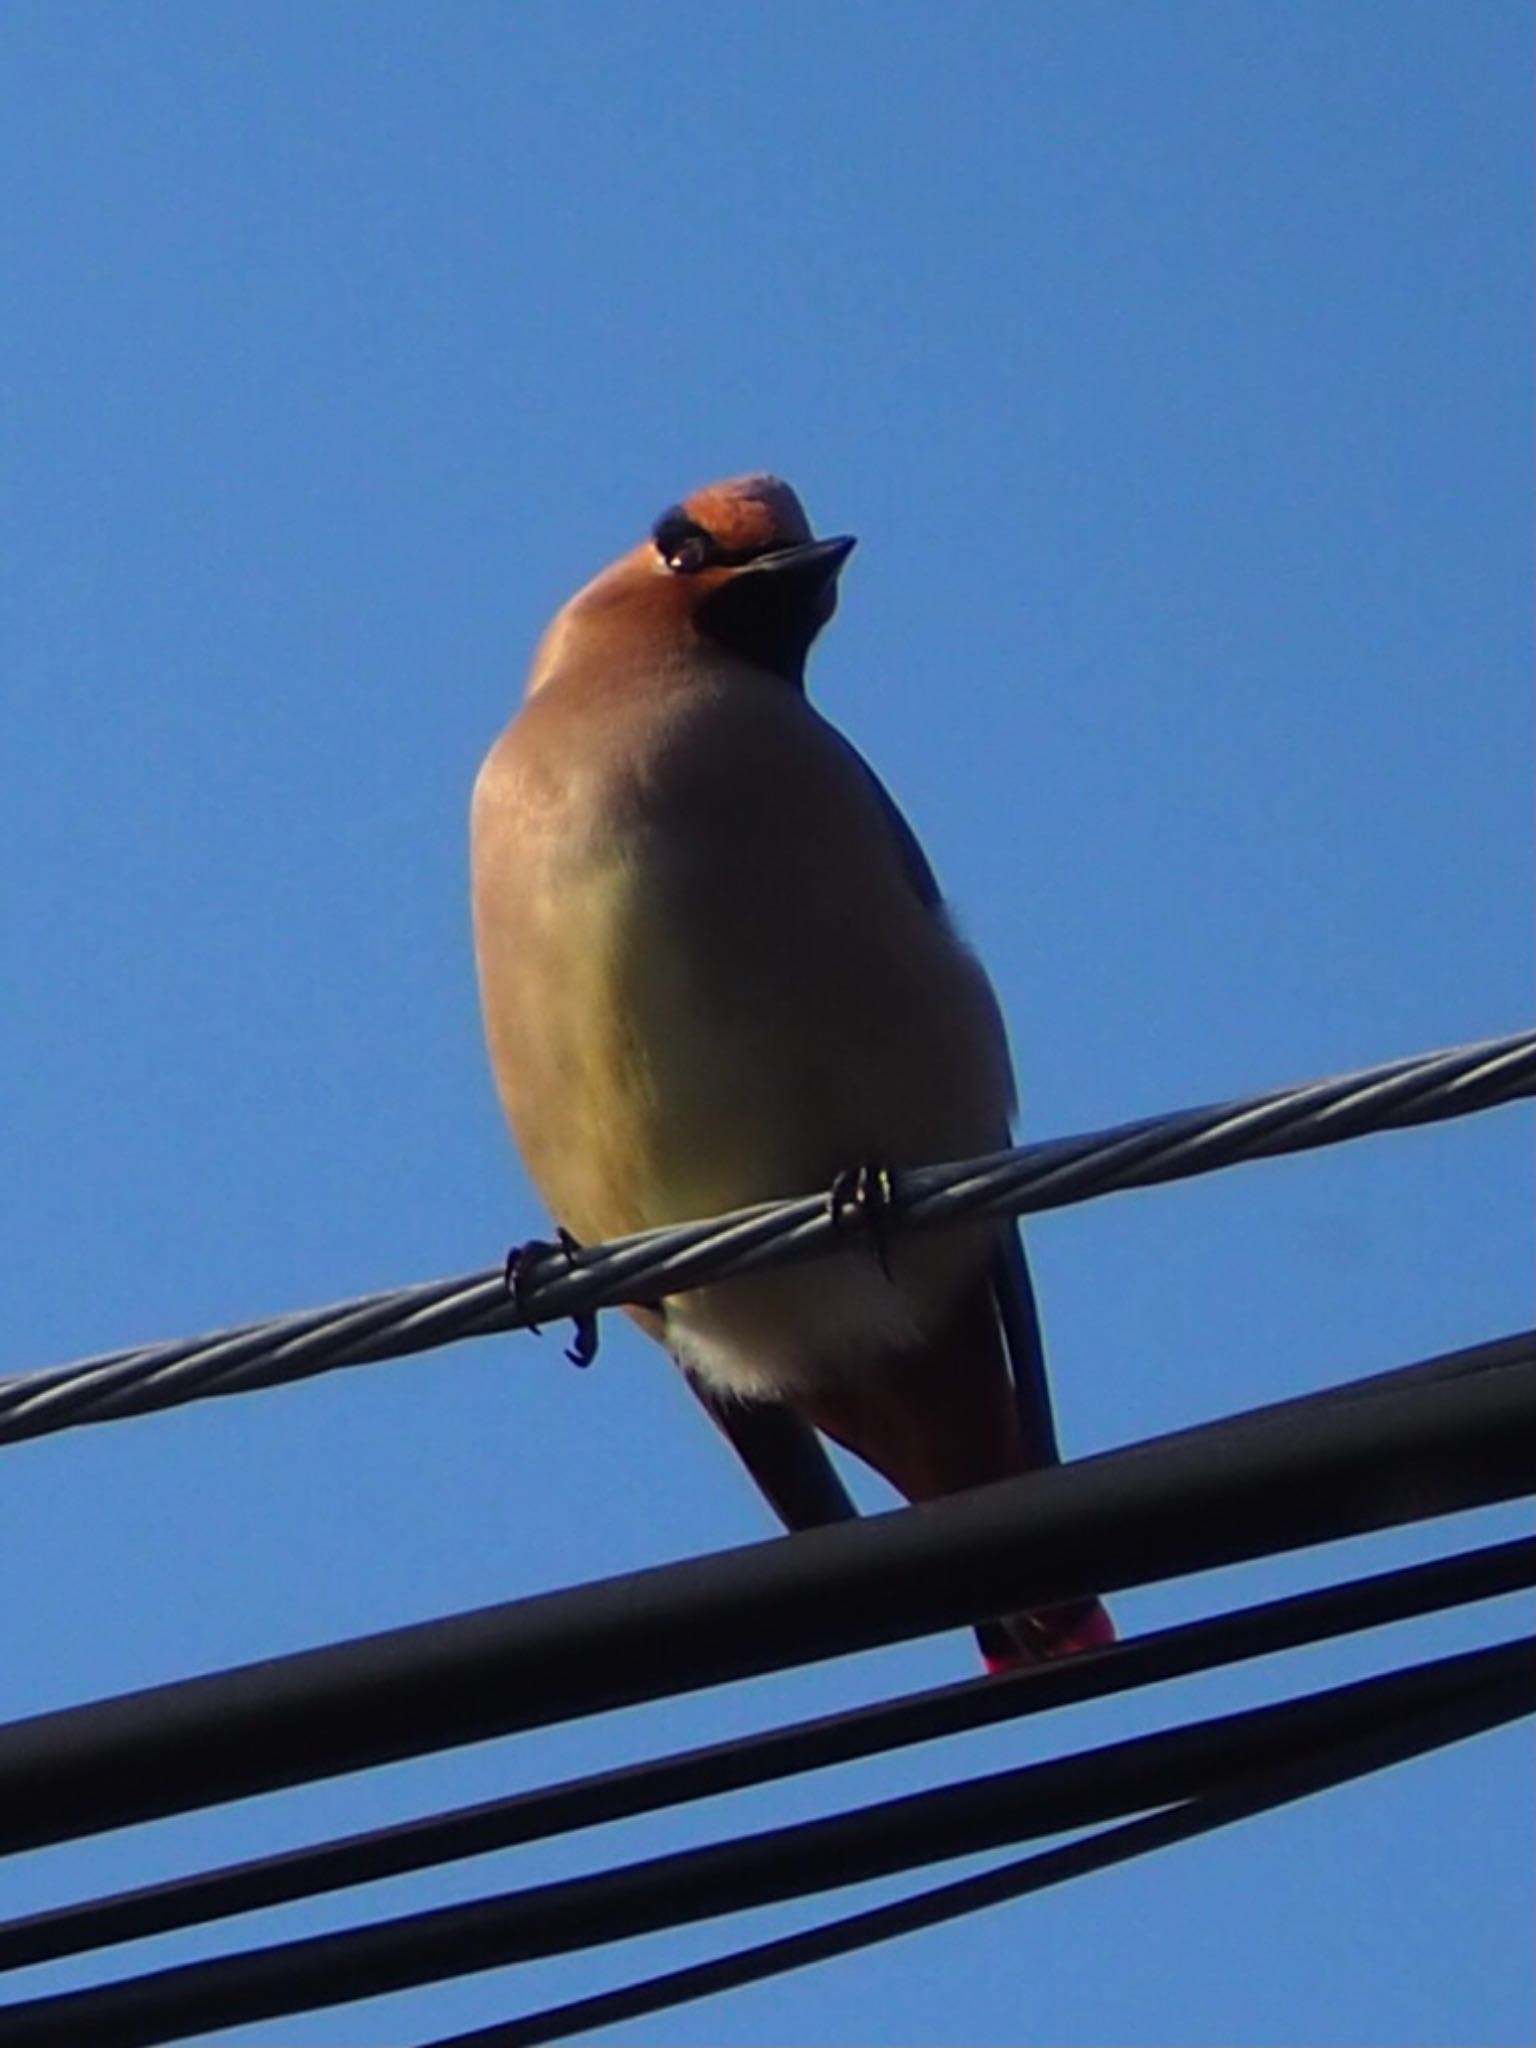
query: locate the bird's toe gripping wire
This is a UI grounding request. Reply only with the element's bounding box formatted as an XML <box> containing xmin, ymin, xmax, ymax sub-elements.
<box><xmin>503</xmin><ymin>1227</ymin><xmax>601</xmax><ymax>1368</ymax></box>
<box><xmin>828</xmin><ymin>1159</ymin><xmax>899</xmax><ymax>1279</ymax></box>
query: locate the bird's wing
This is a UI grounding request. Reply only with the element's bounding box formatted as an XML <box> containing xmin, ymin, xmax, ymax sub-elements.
<box><xmin>679</xmin><ymin>756</ymin><xmax>932</xmax><ymax>1536</ymax></box>
<box><xmin>989</xmin><ymin>1204</ymin><xmax>1060</xmax><ymax>1468</ymax></box>
<box><xmin>693</xmin><ymin>1381</ymin><xmax>859</xmax><ymax>1530</ymax></box>
<box><xmin>634</xmin><ymin>1294</ymin><xmax>852</xmax><ymax>1531</ymax></box>
<box><xmin>689</xmin><ymin>754</ymin><xmax>1063</xmax><ymax>1537</ymax></box>
<box><xmin>859</xmin><ymin>755</ymin><xmax>1065</xmax><ymax>1476</ymax></box>
<box><xmin>857</xmin><ymin>759</ymin><xmax>946</xmax><ymax>911</ymax></box>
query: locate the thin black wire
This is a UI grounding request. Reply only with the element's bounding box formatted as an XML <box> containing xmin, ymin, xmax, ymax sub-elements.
<box><xmin>4</xmin><ymin>1532</ymin><xmax>1526</xmax><ymax>1974</ymax></box>
<box><xmin>429</xmin><ymin>1672</ymin><xmax>1534</xmax><ymax>2048</ymax></box>
<box><xmin>1</xmin><ymin>1028</ymin><xmax>1530</xmax><ymax>1448</ymax></box>
<box><xmin>1</xmin><ymin>1332</ymin><xmax>1529</xmax><ymax>1859</ymax></box>
<box><xmin>3</xmin><ymin>1643</ymin><xmax>1528</xmax><ymax>2048</ymax></box>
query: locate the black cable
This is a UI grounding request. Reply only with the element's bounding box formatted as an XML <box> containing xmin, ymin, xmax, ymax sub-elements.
<box><xmin>3</xmin><ymin>1642</ymin><xmax>1528</xmax><ymax>2048</ymax></box>
<box><xmin>2</xmin><ymin>1029</ymin><xmax>1529</xmax><ymax>1448</ymax></box>
<box><xmin>2</xmin><ymin>1531</ymin><xmax>1528</xmax><ymax>1974</ymax></box>
<box><xmin>428</xmin><ymin>1667</ymin><xmax>1535</xmax><ymax>2048</ymax></box>
<box><xmin>0</xmin><ymin>1332</ymin><xmax>1530</xmax><ymax>1858</ymax></box>
<box><xmin>6</xmin><ymin>1318</ymin><xmax>1531</xmax><ymax>1867</ymax></box>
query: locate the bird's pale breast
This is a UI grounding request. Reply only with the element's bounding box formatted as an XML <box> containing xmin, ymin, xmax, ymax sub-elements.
<box><xmin>472</xmin><ymin>662</ymin><xmax>1013</xmax><ymax>1393</ymax></box>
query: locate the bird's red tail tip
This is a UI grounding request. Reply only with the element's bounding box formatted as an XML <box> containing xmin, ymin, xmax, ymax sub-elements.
<box><xmin>1043</xmin><ymin>1598</ymin><xmax>1117</xmax><ymax>1658</ymax></box>
<box><xmin>982</xmin><ymin>1599</ymin><xmax>1117</xmax><ymax>1675</ymax></box>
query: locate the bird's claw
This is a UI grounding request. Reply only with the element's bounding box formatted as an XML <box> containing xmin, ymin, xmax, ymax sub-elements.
<box><xmin>503</xmin><ymin>1228</ymin><xmax>600</xmax><ymax>1368</ymax></box>
<box><xmin>828</xmin><ymin>1159</ymin><xmax>898</xmax><ymax>1279</ymax></box>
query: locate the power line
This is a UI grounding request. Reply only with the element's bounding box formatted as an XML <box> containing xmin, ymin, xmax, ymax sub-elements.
<box><xmin>429</xmin><ymin>1673</ymin><xmax>1531</xmax><ymax>2048</ymax></box>
<box><xmin>1</xmin><ymin>1029</ymin><xmax>1528</xmax><ymax>2044</ymax></box>
<box><xmin>1</xmin><ymin>1533</ymin><xmax>1528</xmax><ymax>1974</ymax></box>
<box><xmin>5</xmin><ymin>1642</ymin><xmax>1528</xmax><ymax>2048</ymax></box>
<box><xmin>0</xmin><ymin>1027</ymin><xmax>1530</xmax><ymax>1449</ymax></box>
<box><xmin>0</xmin><ymin>1329</ymin><xmax>1530</xmax><ymax>1858</ymax></box>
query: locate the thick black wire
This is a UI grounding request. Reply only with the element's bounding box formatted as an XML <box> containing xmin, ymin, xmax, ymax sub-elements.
<box><xmin>6</xmin><ymin>1638</ymin><xmax>1531</xmax><ymax>2048</ymax></box>
<box><xmin>1</xmin><ymin>1332</ymin><xmax>1530</xmax><ymax>1858</ymax></box>
<box><xmin>429</xmin><ymin>1673</ymin><xmax>1534</xmax><ymax>2048</ymax></box>
<box><xmin>1</xmin><ymin>1029</ymin><xmax>1529</xmax><ymax>1447</ymax></box>
<box><xmin>2</xmin><ymin>1532</ymin><xmax>1528</xmax><ymax>1974</ymax></box>
<box><xmin>2</xmin><ymin>1642</ymin><xmax>1527</xmax><ymax>2048</ymax></box>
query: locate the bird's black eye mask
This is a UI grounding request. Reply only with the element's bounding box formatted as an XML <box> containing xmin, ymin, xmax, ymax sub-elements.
<box><xmin>652</xmin><ymin>506</ymin><xmax>766</xmax><ymax>575</ymax></box>
<box><xmin>650</xmin><ymin>503</ymin><xmax>848</xmax><ymax>684</ymax></box>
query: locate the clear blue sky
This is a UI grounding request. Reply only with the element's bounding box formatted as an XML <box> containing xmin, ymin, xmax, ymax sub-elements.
<box><xmin>2</xmin><ymin>5</ymin><xmax>1531</xmax><ymax>2043</ymax></box>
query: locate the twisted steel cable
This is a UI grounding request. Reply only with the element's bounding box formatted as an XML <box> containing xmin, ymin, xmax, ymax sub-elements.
<box><xmin>1</xmin><ymin>1027</ymin><xmax>1530</xmax><ymax>1449</ymax></box>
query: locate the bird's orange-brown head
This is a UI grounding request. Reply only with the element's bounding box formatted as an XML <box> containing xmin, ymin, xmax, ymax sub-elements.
<box><xmin>527</xmin><ymin>474</ymin><xmax>855</xmax><ymax>695</ymax></box>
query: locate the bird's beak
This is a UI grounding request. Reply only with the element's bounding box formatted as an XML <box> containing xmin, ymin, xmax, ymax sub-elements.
<box><xmin>695</xmin><ymin>533</ymin><xmax>857</xmax><ymax>681</ymax></box>
<box><xmin>735</xmin><ymin>534</ymin><xmax>858</xmax><ymax>589</ymax></box>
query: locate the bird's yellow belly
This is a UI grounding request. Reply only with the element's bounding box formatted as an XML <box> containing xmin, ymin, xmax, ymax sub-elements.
<box><xmin>487</xmin><ymin>843</ymin><xmax>1000</xmax><ymax>1391</ymax></box>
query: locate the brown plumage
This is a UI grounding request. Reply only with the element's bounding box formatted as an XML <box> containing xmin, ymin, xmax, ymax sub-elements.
<box><xmin>471</xmin><ymin>473</ymin><xmax>1112</xmax><ymax>1664</ymax></box>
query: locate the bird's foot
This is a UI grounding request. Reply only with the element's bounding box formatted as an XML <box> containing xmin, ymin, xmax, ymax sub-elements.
<box><xmin>503</xmin><ymin>1227</ymin><xmax>600</xmax><ymax>1368</ymax></box>
<box><xmin>828</xmin><ymin>1159</ymin><xmax>899</xmax><ymax>1279</ymax></box>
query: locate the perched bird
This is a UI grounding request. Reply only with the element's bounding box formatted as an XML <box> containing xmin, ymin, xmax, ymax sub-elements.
<box><xmin>471</xmin><ymin>474</ymin><xmax>1112</xmax><ymax>1667</ymax></box>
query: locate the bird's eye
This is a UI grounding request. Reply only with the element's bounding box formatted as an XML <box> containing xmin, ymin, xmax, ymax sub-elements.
<box><xmin>652</xmin><ymin>508</ymin><xmax>718</xmax><ymax>574</ymax></box>
<box><xmin>669</xmin><ymin>533</ymin><xmax>710</xmax><ymax>573</ymax></box>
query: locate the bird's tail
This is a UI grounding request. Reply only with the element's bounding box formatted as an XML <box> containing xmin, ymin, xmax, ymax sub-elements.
<box><xmin>976</xmin><ymin>1594</ymin><xmax>1116</xmax><ymax>1674</ymax></box>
